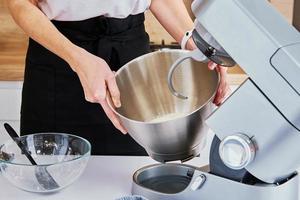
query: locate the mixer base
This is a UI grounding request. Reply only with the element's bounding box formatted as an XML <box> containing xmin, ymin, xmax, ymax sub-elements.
<box><xmin>132</xmin><ymin>164</ymin><xmax>299</xmax><ymax>200</ymax></box>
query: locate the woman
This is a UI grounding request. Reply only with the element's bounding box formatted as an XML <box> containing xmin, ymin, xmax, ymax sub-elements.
<box><xmin>7</xmin><ymin>0</ymin><xmax>230</xmax><ymax>155</ymax></box>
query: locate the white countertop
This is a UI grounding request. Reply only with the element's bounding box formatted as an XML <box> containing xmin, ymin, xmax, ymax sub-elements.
<box><xmin>0</xmin><ymin>86</ymin><xmax>234</xmax><ymax>200</ymax></box>
<box><xmin>0</xmin><ymin>156</ymin><xmax>208</xmax><ymax>200</ymax></box>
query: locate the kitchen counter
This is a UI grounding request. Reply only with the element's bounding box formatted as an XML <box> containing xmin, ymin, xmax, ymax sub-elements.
<box><xmin>0</xmin><ymin>156</ymin><xmax>207</xmax><ymax>200</ymax></box>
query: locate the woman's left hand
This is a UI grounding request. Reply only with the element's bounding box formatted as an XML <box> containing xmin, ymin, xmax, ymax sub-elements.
<box><xmin>208</xmin><ymin>61</ymin><xmax>231</xmax><ymax>106</ymax></box>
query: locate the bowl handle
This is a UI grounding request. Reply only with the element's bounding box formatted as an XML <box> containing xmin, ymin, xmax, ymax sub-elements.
<box><xmin>167</xmin><ymin>49</ymin><xmax>208</xmax><ymax>99</ymax></box>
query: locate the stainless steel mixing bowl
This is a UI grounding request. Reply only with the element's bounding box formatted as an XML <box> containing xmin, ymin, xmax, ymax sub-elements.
<box><xmin>108</xmin><ymin>50</ymin><xmax>219</xmax><ymax>162</ymax></box>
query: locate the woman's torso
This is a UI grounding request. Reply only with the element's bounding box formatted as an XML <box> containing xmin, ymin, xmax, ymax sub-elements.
<box><xmin>38</xmin><ymin>0</ymin><xmax>151</xmax><ymax>21</ymax></box>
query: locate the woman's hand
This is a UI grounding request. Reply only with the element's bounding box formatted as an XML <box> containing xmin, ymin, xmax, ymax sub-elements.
<box><xmin>208</xmin><ymin>61</ymin><xmax>231</xmax><ymax>106</ymax></box>
<box><xmin>186</xmin><ymin>39</ymin><xmax>231</xmax><ymax>106</ymax></box>
<box><xmin>68</xmin><ymin>47</ymin><xmax>127</xmax><ymax>134</ymax></box>
<box><xmin>150</xmin><ymin>0</ymin><xmax>231</xmax><ymax>106</ymax></box>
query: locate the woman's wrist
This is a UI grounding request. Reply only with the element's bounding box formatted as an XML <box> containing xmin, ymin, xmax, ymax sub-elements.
<box><xmin>64</xmin><ymin>44</ymin><xmax>84</xmax><ymax>72</ymax></box>
<box><xmin>180</xmin><ymin>30</ymin><xmax>197</xmax><ymax>51</ymax></box>
<box><xmin>186</xmin><ymin>38</ymin><xmax>197</xmax><ymax>51</ymax></box>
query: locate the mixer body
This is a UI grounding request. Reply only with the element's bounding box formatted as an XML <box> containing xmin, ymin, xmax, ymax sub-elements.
<box><xmin>207</xmin><ymin>78</ymin><xmax>300</xmax><ymax>183</ymax></box>
<box><xmin>191</xmin><ymin>0</ymin><xmax>300</xmax><ymax>184</ymax></box>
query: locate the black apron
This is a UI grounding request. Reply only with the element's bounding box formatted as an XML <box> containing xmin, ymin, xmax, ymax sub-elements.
<box><xmin>21</xmin><ymin>14</ymin><xmax>150</xmax><ymax>155</ymax></box>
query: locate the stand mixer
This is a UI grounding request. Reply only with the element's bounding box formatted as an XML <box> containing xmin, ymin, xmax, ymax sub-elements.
<box><xmin>185</xmin><ymin>0</ymin><xmax>300</xmax><ymax>185</ymax></box>
<box><xmin>110</xmin><ymin>0</ymin><xmax>300</xmax><ymax>199</ymax></box>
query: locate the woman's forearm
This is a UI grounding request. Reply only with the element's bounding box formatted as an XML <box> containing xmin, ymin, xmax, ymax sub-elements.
<box><xmin>7</xmin><ymin>0</ymin><xmax>79</xmax><ymax>69</ymax></box>
<box><xmin>150</xmin><ymin>0</ymin><xmax>195</xmax><ymax>49</ymax></box>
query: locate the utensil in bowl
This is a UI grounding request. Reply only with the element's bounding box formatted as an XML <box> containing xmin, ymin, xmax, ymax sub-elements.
<box><xmin>0</xmin><ymin>130</ymin><xmax>91</xmax><ymax>193</ymax></box>
<box><xmin>3</xmin><ymin>123</ymin><xmax>60</xmax><ymax>190</ymax></box>
<box><xmin>107</xmin><ymin>50</ymin><xmax>219</xmax><ymax>163</ymax></box>
<box><xmin>168</xmin><ymin>29</ymin><xmax>235</xmax><ymax>100</ymax></box>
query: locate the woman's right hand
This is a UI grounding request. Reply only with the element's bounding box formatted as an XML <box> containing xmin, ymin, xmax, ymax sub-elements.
<box><xmin>68</xmin><ymin>47</ymin><xmax>127</xmax><ymax>134</ymax></box>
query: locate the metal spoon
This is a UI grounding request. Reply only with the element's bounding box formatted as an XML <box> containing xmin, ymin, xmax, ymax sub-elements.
<box><xmin>3</xmin><ymin>123</ymin><xmax>60</xmax><ymax>190</ymax></box>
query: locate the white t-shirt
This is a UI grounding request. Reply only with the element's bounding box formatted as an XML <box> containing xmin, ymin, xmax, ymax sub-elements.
<box><xmin>38</xmin><ymin>0</ymin><xmax>151</xmax><ymax>21</ymax></box>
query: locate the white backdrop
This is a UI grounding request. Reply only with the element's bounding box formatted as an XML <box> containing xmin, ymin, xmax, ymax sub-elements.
<box><xmin>0</xmin><ymin>81</ymin><xmax>22</xmax><ymax>143</ymax></box>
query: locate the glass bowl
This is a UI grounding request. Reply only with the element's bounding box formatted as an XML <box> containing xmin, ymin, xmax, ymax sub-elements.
<box><xmin>0</xmin><ymin>133</ymin><xmax>91</xmax><ymax>193</ymax></box>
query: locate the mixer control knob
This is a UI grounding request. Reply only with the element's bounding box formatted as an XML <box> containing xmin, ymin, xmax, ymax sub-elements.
<box><xmin>219</xmin><ymin>134</ymin><xmax>256</xmax><ymax>170</ymax></box>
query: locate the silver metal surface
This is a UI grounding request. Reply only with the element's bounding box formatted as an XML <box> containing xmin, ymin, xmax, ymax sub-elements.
<box><xmin>191</xmin><ymin>0</ymin><xmax>300</xmax><ymax>183</ymax></box>
<box><xmin>207</xmin><ymin>79</ymin><xmax>300</xmax><ymax>183</ymax></box>
<box><xmin>219</xmin><ymin>133</ymin><xmax>256</xmax><ymax>170</ymax></box>
<box><xmin>133</xmin><ymin>164</ymin><xmax>195</xmax><ymax>194</ymax></box>
<box><xmin>132</xmin><ymin>164</ymin><xmax>299</xmax><ymax>200</ymax></box>
<box><xmin>270</xmin><ymin>43</ymin><xmax>300</xmax><ymax>94</ymax></box>
<box><xmin>191</xmin><ymin>28</ymin><xmax>236</xmax><ymax>67</ymax></box>
<box><xmin>108</xmin><ymin>50</ymin><xmax>219</xmax><ymax>162</ymax></box>
<box><xmin>192</xmin><ymin>0</ymin><xmax>300</xmax><ymax>129</ymax></box>
<box><xmin>167</xmin><ymin>49</ymin><xmax>207</xmax><ymax>99</ymax></box>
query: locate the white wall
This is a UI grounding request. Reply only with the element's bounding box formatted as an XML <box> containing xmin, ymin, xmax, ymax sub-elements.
<box><xmin>0</xmin><ymin>81</ymin><xmax>22</xmax><ymax>144</ymax></box>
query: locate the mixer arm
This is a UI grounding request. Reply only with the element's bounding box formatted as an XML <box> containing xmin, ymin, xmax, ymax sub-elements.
<box><xmin>191</xmin><ymin>0</ymin><xmax>300</xmax><ymax>129</ymax></box>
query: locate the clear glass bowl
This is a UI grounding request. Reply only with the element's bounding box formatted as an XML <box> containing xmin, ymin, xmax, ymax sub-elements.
<box><xmin>0</xmin><ymin>133</ymin><xmax>91</xmax><ymax>193</ymax></box>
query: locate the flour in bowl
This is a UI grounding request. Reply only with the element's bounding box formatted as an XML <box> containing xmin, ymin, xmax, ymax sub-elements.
<box><xmin>149</xmin><ymin>113</ymin><xmax>187</xmax><ymax>123</ymax></box>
